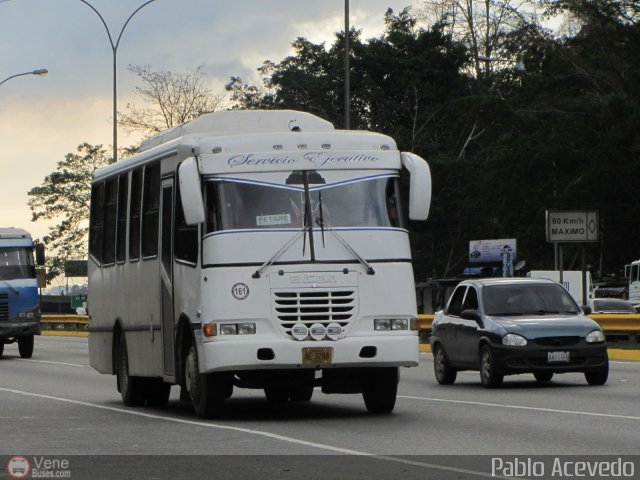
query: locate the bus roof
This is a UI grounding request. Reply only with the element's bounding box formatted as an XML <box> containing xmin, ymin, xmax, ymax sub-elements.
<box><xmin>0</xmin><ymin>228</ymin><xmax>32</xmax><ymax>240</ymax></box>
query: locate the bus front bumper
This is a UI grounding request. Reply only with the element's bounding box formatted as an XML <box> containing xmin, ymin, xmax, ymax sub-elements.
<box><xmin>200</xmin><ymin>334</ymin><xmax>419</xmax><ymax>373</ymax></box>
<box><xmin>0</xmin><ymin>320</ymin><xmax>41</xmax><ymax>337</ymax></box>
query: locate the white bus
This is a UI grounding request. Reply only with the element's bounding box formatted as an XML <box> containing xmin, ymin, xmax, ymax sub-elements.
<box><xmin>626</xmin><ymin>260</ymin><xmax>640</xmax><ymax>308</ymax></box>
<box><xmin>88</xmin><ymin>110</ymin><xmax>431</xmax><ymax>418</ymax></box>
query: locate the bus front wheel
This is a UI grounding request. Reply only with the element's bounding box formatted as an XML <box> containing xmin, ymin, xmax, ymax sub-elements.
<box><xmin>361</xmin><ymin>367</ymin><xmax>398</xmax><ymax>414</ymax></box>
<box><xmin>185</xmin><ymin>344</ymin><xmax>230</xmax><ymax>419</ymax></box>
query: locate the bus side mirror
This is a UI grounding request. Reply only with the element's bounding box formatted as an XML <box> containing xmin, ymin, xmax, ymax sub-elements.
<box><xmin>401</xmin><ymin>152</ymin><xmax>431</xmax><ymax>221</ymax></box>
<box><xmin>35</xmin><ymin>243</ymin><xmax>45</xmax><ymax>266</ymax></box>
<box><xmin>178</xmin><ymin>157</ymin><xmax>205</xmax><ymax>226</ymax></box>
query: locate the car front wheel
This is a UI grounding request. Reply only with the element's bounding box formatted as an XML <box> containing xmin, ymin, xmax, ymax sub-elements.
<box><xmin>480</xmin><ymin>345</ymin><xmax>503</xmax><ymax>388</ymax></box>
<box><xmin>585</xmin><ymin>363</ymin><xmax>608</xmax><ymax>386</ymax></box>
<box><xmin>433</xmin><ymin>344</ymin><xmax>457</xmax><ymax>385</ymax></box>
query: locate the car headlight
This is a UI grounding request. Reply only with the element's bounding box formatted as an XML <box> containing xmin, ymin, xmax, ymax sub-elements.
<box><xmin>502</xmin><ymin>333</ymin><xmax>528</xmax><ymax>346</ymax></box>
<box><xmin>586</xmin><ymin>329</ymin><xmax>605</xmax><ymax>343</ymax></box>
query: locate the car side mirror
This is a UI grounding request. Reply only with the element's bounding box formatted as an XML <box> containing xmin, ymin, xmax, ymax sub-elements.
<box><xmin>461</xmin><ymin>309</ymin><xmax>481</xmax><ymax>322</ymax></box>
<box><xmin>581</xmin><ymin>305</ymin><xmax>592</xmax><ymax>315</ymax></box>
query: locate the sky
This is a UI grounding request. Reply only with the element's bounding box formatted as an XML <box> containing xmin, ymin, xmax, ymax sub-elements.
<box><xmin>0</xmin><ymin>0</ymin><xmax>420</xmax><ymax>244</ymax></box>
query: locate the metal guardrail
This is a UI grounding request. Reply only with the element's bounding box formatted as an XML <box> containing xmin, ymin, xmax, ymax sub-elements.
<box><xmin>41</xmin><ymin>314</ymin><xmax>89</xmax><ymax>333</ymax></box>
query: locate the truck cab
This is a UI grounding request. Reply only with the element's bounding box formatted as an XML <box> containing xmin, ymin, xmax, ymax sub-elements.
<box><xmin>0</xmin><ymin>227</ymin><xmax>45</xmax><ymax>358</ymax></box>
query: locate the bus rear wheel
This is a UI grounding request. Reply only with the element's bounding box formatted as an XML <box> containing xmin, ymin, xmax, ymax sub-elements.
<box><xmin>18</xmin><ymin>335</ymin><xmax>34</xmax><ymax>359</ymax></box>
<box><xmin>117</xmin><ymin>335</ymin><xmax>145</xmax><ymax>407</ymax></box>
<box><xmin>361</xmin><ymin>367</ymin><xmax>398</xmax><ymax>414</ymax></box>
<box><xmin>144</xmin><ymin>379</ymin><xmax>171</xmax><ymax>407</ymax></box>
<box><xmin>185</xmin><ymin>344</ymin><xmax>230</xmax><ymax>419</ymax></box>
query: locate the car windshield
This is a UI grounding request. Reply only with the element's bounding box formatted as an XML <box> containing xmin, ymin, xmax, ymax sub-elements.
<box><xmin>0</xmin><ymin>247</ymin><xmax>35</xmax><ymax>280</ymax></box>
<box><xmin>204</xmin><ymin>175</ymin><xmax>404</xmax><ymax>232</ymax></box>
<box><xmin>483</xmin><ymin>283</ymin><xmax>580</xmax><ymax>317</ymax></box>
<box><xmin>592</xmin><ymin>299</ymin><xmax>635</xmax><ymax>313</ymax></box>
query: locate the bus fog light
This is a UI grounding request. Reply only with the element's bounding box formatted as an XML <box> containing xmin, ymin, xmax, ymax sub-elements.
<box><xmin>374</xmin><ymin>319</ymin><xmax>391</xmax><ymax>331</ymax></box>
<box><xmin>391</xmin><ymin>319</ymin><xmax>408</xmax><ymax>330</ymax></box>
<box><xmin>292</xmin><ymin>323</ymin><xmax>309</xmax><ymax>341</ymax></box>
<box><xmin>309</xmin><ymin>323</ymin><xmax>327</xmax><ymax>341</ymax></box>
<box><xmin>326</xmin><ymin>322</ymin><xmax>342</xmax><ymax>340</ymax></box>
<box><xmin>220</xmin><ymin>324</ymin><xmax>238</xmax><ymax>335</ymax></box>
<box><xmin>238</xmin><ymin>323</ymin><xmax>256</xmax><ymax>335</ymax></box>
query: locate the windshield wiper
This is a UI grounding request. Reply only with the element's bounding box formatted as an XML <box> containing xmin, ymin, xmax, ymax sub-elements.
<box><xmin>525</xmin><ymin>310</ymin><xmax>560</xmax><ymax>315</ymax></box>
<box><xmin>315</xmin><ymin>217</ymin><xmax>375</xmax><ymax>275</ymax></box>
<box><xmin>0</xmin><ymin>279</ymin><xmax>19</xmax><ymax>295</ymax></box>
<box><xmin>489</xmin><ymin>312</ymin><xmax>523</xmax><ymax>316</ymax></box>
<box><xmin>252</xmin><ymin>228</ymin><xmax>307</xmax><ymax>279</ymax></box>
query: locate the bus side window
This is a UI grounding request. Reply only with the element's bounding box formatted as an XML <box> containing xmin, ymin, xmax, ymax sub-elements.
<box><xmin>102</xmin><ymin>178</ymin><xmax>118</xmax><ymax>265</ymax></box>
<box><xmin>205</xmin><ymin>182</ymin><xmax>219</xmax><ymax>233</ymax></box>
<box><xmin>89</xmin><ymin>182</ymin><xmax>105</xmax><ymax>265</ymax></box>
<box><xmin>142</xmin><ymin>163</ymin><xmax>160</xmax><ymax>258</ymax></box>
<box><xmin>129</xmin><ymin>168</ymin><xmax>143</xmax><ymax>262</ymax></box>
<box><xmin>175</xmin><ymin>182</ymin><xmax>198</xmax><ymax>264</ymax></box>
<box><xmin>116</xmin><ymin>173</ymin><xmax>128</xmax><ymax>263</ymax></box>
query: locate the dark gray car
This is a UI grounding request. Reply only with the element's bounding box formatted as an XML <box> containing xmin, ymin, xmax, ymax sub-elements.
<box><xmin>431</xmin><ymin>278</ymin><xmax>609</xmax><ymax>387</ymax></box>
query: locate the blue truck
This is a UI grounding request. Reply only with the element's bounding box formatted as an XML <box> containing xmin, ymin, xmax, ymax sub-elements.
<box><xmin>0</xmin><ymin>228</ymin><xmax>45</xmax><ymax>358</ymax></box>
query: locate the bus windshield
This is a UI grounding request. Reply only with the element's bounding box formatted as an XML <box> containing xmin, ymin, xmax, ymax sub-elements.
<box><xmin>0</xmin><ymin>247</ymin><xmax>35</xmax><ymax>280</ymax></box>
<box><xmin>205</xmin><ymin>175</ymin><xmax>405</xmax><ymax>233</ymax></box>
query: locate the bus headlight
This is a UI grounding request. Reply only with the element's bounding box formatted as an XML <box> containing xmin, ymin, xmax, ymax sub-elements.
<box><xmin>374</xmin><ymin>319</ymin><xmax>409</xmax><ymax>331</ymax></box>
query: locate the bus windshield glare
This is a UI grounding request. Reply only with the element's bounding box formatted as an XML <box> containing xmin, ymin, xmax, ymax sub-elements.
<box><xmin>205</xmin><ymin>176</ymin><xmax>405</xmax><ymax>233</ymax></box>
<box><xmin>0</xmin><ymin>247</ymin><xmax>36</xmax><ymax>280</ymax></box>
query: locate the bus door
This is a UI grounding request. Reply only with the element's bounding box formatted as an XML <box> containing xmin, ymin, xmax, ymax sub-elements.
<box><xmin>160</xmin><ymin>178</ymin><xmax>175</xmax><ymax>378</ymax></box>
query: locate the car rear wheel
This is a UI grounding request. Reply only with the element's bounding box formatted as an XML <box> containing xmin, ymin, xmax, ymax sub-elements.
<box><xmin>480</xmin><ymin>345</ymin><xmax>503</xmax><ymax>388</ymax></box>
<box><xmin>433</xmin><ymin>344</ymin><xmax>457</xmax><ymax>385</ymax></box>
<box><xmin>534</xmin><ymin>372</ymin><xmax>553</xmax><ymax>382</ymax></box>
<box><xmin>585</xmin><ymin>363</ymin><xmax>608</xmax><ymax>386</ymax></box>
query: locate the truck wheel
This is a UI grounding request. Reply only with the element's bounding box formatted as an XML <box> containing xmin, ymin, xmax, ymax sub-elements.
<box><xmin>144</xmin><ymin>379</ymin><xmax>171</xmax><ymax>407</ymax></box>
<box><xmin>18</xmin><ymin>335</ymin><xmax>34</xmax><ymax>359</ymax></box>
<box><xmin>362</xmin><ymin>367</ymin><xmax>398</xmax><ymax>414</ymax></box>
<box><xmin>185</xmin><ymin>343</ymin><xmax>229</xmax><ymax>418</ymax></box>
<box><xmin>117</xmin><ymin>335</ymin><xmax>145</xmax><ymax>407</ymax></box>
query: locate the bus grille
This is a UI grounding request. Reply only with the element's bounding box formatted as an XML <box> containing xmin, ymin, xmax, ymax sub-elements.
<box><xmin>0</xmin><ymin>294</ymin><xmax>8</xmax><ymax>321</ymax></box>
<box><xmin>273</xmin><ymin>290</ymin><xmax>356</xmax><ymax>337</ymax></box>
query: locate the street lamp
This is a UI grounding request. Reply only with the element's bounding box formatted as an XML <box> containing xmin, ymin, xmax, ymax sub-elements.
<box><xmin>0</xmin><ymin>68</ymin><xmax>48</xmax><ymax>87</ymax></box>
<box><xmin>79</xmin><ymin>0</ymin><xmax>157</xmax><ymax>162</ymax></box>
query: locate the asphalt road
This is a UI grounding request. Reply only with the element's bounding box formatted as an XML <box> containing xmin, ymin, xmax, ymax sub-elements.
<box><xmin>1</xmin><ymin>336</ymin><xmax>639</xmax><ymax>479</ymax></box>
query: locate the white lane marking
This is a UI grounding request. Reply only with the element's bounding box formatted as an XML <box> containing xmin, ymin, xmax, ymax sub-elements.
<box><xmin>0</xmin><ymin>386</ymin><xmax>510</xmax><ymax>480</ymax></box>
<box><xmin>18</xmin><ymin>359</ymin><xmax>89</xmax><ymax>368</ymax></box>
<box><xmin>399</xmin><ymin>395</ymin><xmax>640</xmax><ymax>421</ymax></box>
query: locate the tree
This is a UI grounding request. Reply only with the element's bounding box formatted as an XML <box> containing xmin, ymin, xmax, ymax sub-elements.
<box><xmin>120</xmin><ymin>65</ymin><xmax>226</xmax><ymax>137</ymax></box>
<box><xmin>27</xmin><ymin>143</ymin><xmax>113</xmax><ymax>281</ymax></box>
<box><xmin>417</xmin><ymin>0</ymin><xmax>541</xmax><ymax>78</ymax></box>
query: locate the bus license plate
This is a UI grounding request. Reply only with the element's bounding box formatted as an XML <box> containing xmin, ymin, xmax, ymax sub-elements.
<box><xmin>302</xmin><ymin>347</ymin><xmax>333</xmax><ymax>365</ymax></box>
<box><xmin>547</xmin><ymin>351</ymin><xmax>570</xmax><ymax>363</ymax></box>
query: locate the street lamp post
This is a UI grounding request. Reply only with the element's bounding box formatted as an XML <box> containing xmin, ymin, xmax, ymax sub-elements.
<box><xmin>0</xmin><ymin>69</ymin><xmax>48</xmax><ymax>87</ymax></box>
<box><xmin>344</xmin><ymin>0</ymin><xmax>350</xmax><ymax>130</ymax></box>
<box><xmin>79</xmin><ymin>0</ymin><xmax>157</xmax><ymax>162</ymax></box>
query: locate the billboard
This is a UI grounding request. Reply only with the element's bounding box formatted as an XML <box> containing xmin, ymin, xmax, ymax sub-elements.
<box><xmin>469</xmin><ymin>239</ymin><xmax>516</xmax><ymax>264</ymax></box>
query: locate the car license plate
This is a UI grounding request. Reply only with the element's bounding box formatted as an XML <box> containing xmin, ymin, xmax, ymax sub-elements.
<box><xmin>547</xmin><ymin>351</ymin><xmax>570</xmax><ymax>363</ymax></box>
<box><xmin>302</xmin><ymin>347</ymin><xmax>333</xmax><ymax>365</ymax></box>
